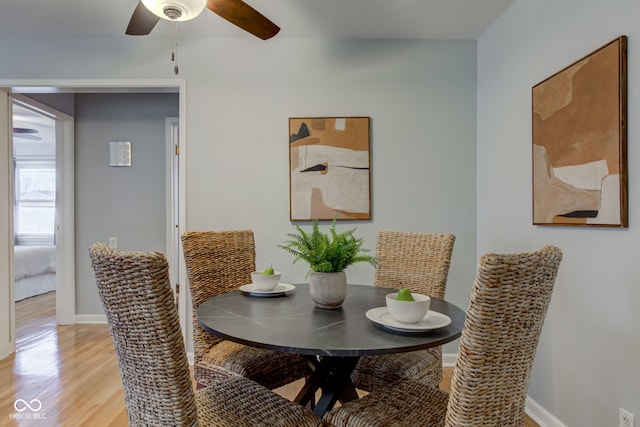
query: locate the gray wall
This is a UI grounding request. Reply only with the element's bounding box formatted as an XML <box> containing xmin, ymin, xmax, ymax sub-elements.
<box><xmin>478</xmin><ymin>0</ymin><xmax>640</xmax><ymax>425</ymax></box>
<box><xmin>74</xmin><ymin>93</ymin><xmax>178</xmax><ymax>315</ymax></box>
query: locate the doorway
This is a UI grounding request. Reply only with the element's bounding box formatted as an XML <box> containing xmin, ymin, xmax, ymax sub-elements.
<box><xmin>12</xmin><ymin>95</ymin><xmax>75</xmax><ymax>326</ymax></box>
<box><xmin>12</xmin><ymin>101</ymin><xmax>58</xmax><ymax>329</ymax></box>
<box><xmin>0</xmin><ymin>80</ymin><xmax>186</xmax><ymax>360</ymax></box>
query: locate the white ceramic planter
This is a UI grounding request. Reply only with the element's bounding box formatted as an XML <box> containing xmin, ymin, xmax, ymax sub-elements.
<box><xmin>308</xmin><ymin>271</ymin><xmax>347</xmax><ymax>309</ymax></box>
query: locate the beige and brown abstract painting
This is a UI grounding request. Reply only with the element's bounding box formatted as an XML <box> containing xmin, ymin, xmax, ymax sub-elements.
<box><xmin>289</xmin><ymin>117</ymin><xmax>371</xmax><ymax>221</ymax></box>
<box><xmin>532</xmin><ymin>36</ymin><xmax>627</xmax><ymax>227</ymax></box>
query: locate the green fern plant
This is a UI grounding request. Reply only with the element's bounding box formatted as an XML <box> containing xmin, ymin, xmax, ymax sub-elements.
<box><xmin>279</xmin><ymin>219</ymin><xmax>377</xmax><ymax>276</ymax></box>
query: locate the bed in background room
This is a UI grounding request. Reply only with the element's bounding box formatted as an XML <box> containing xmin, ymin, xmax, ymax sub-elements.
<box><xmin>14</xmin><ymin>245</ymin><xmax>56</xmax><ymax>301</ymax></box>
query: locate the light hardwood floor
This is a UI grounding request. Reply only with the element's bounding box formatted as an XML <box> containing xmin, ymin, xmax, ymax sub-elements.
<box><xmin>1</xmin><ymin>292</ymin><xmax>539</xmax><ymax>426</ymax></box>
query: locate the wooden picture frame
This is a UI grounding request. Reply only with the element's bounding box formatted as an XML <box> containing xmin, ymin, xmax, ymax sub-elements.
<box><xmin>532</xmin><ymin>36</ymin><xmax>627</xmax><ymax>227</ymax></box>
<box><xmin>289</xmin><ymin>117</ymin><xmax>371</xmax><ymax>221</ymax></box>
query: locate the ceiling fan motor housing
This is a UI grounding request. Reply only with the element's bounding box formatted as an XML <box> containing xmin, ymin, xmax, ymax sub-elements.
<box><xmin>128</xmin><ymin>0</ymin><xmax>280</xmax><ymax>40</ymax></box>
<box><xmin>164</xmin><ymin>7</ymin><xmax>182</xmax><ymax>20</ymax></box>
<box><xmin>141</xmin><ymin>0</ymin><xmax>207</xmax><ymax>21</ymax></box>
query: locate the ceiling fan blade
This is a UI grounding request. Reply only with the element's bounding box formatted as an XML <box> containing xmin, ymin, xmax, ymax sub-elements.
<box><xmin>13</xmin><ymin>128</ymin><xmax>42</xmax><ymax>140</ymax></box>
<box><xmin>126</xmin><ymin>1</ymin><xmax>161</xmax><ymax>36</ymax></box>
<box><xmin>13</xmin><ymin>127</ymin><xmax>39</xmax><ymax>134</ymax></box>
<box><xmin>207</xmin><ymin>0</ymin><xmax>280</xmax><ymax>40</ymax></box>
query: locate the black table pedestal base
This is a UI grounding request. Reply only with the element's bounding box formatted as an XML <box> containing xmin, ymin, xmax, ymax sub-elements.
<box><xmin>295</xmin><ymin>356</ymin><xmax>360</xmax><ymax>417</ymax></box>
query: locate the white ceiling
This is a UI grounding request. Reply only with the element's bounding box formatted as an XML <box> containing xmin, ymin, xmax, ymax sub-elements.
<box><xmin>0</xmin><ymin>0</ymin><xmax>513</xmax><ymax>39</ymax></box>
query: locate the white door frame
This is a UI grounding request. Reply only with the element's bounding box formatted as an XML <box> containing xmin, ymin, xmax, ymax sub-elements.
<box><xmin>0</xmin><ymin>79</ymin><xmax>187</xmax><ymax>359</ymax></box>
<box><xmin>165</xmin><ymin>117</ymin><xmax>187</xmax><ymax>331</ymax></box>
<box><xmin>0</xmin><ymin>89</ymin><xmax>15</xmax><ymax>359</ymax></box>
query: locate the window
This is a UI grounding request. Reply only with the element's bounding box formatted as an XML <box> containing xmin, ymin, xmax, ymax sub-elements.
<box><xmin>14</xmin><ymin>160</ymin><xmax>56</xmax><ymax>245</ymax></box>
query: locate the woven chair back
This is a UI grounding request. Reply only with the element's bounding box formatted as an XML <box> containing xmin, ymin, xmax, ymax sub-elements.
<box><xmin>445</xmin><ymin>245</ymin><xmax>562</xmax><ymax>427</ymax></box>
<box><xmin>181</xmin><ymin>230</ymin><xmax>256</xmax><ymax>368</ymax></box>
<box><xmin>374</xmin><ymin>231</ymin><xmax>455</xmax><ymax>298</ymax></box>
<box><xmin>89</xmin><ymin>243</ymin><xmax>198</xmax><ymax>427</ymax></box>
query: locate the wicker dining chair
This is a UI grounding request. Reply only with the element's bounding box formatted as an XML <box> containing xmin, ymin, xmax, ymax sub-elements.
<box><xmin>89</xmin><ymin>243</ymin><xmax>323</xmax><ymax>427</ymax></box>
<box><xmin>326</xmin><ymin>245</ymin><xmax>563</xmax><ymax>427</ymax></box>
<box><xmin>351</xmin><ymin>231</ymin><xmax>456</xmax><ymax>391</ymax></box>
<box><xmin>181</xmin><ymin>230</ymin><xmax>311</xmax><ymax>389</ymax></box>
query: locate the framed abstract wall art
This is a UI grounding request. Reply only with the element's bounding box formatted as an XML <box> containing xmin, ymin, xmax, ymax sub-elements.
<box><xmin>532</xmin><ymin>36</ymin><xmax>627</xmax><ymax>227</ymax></box>
<box><xmin>289</xmin><ymin>117</ymin><xmax>371</xmax><ymax>221</ymax></box>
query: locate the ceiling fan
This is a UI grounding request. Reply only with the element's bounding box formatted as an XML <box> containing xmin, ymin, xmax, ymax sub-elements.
<box><xmin>126</xmin><ymin>0</ymin><xmax>280</xmax><ymax>40</ymax></box>
<box><xmin>13</xmin><ymin>128</ymin><xmax>42</xmax><ymax>141</ymax></box>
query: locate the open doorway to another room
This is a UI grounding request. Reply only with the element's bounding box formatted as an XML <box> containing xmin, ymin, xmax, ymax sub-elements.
<box><xmin>1</xmin><ymin>81</ymin><xmax>185</xmax><ymax>365</ymax></box>
<box><xmin>12</xmin><ymin>103</ymin><xmax>58</xmax><ymax>337</ymax></box>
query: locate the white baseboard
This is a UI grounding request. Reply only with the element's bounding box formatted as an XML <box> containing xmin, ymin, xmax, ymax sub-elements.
<box><xmin>525</xmin><ymin>397</ymin><xmax>567</xmax><ymax>427</ymax></box>
<box><xmin>443</xmin><ymin>353</ymin><xmax>565</xmax><ymax>427</ymax></box>
<box><xmin>443</xmin><ymin>353</ymin><xmax>457</xmax><ymax>367</ymax></box>
<box><xmin>75</xmin><ymin>314</ymin><xmax>106</xmax><ymax>323</ymax></box>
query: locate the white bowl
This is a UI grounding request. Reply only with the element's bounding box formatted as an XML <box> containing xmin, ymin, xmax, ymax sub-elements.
<box><xmin>386</xmin><ymin>292</ymin><xmax>431</xmax><ymax>324</ymax></box>
<box><xmin>250</xmin><ymin>271</ymin><xmax>281</xmax><ymax>291</ymax></box>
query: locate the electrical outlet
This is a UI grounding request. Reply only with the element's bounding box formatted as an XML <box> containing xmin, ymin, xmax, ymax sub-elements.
<box><xmin>620</xmin><ymin>408</ymin><xmax>635</xmax><ymax>427</ymax></box>
<box><xmin>109</xmin><ymin>237</ymin><xmax>117</xmax><ymax>249</ymax></box>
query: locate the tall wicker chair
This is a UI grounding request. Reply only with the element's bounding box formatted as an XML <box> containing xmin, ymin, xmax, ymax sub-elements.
<box><xmin>325</xmin><ymin>245</ymin><xmax>563</xmax><ymax>427</ymax></box>
<box><xmin>351</xmin><ymin>231</ymin><xmax>456</xmax><ymax>391</ymax></box>
<box><xmin>89</xmin><ymin>243</ymin><xmax>323</xmax><ymax>427</ymax></box>
<box><xmin>181</xmin><ymin>230</ymin><xmax>311</xmax><ymax>389</ymax></box>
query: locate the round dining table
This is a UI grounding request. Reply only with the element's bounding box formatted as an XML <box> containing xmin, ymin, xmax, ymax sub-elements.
<box><xmin>197</xmin><ymin>283</ymin><xmax>465</xmax><ymax>417</ymax></box>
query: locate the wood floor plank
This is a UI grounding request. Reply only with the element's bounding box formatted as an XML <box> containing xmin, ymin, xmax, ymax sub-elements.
<box><xmin>2</xmin><ymin>292</ymin><xmax>539</xmax><ymax>426</ymax></box>
<box><xmin>1</xmin><ymin>292</ymin><xmax>126</xmax><ymax>427</ymax></box>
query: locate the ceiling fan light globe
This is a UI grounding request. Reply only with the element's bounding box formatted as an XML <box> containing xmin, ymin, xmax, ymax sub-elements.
<box><xmin>141</xmin><ymin>0</ymin><xmax>207</xmax><ymax>22</ymax></box>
